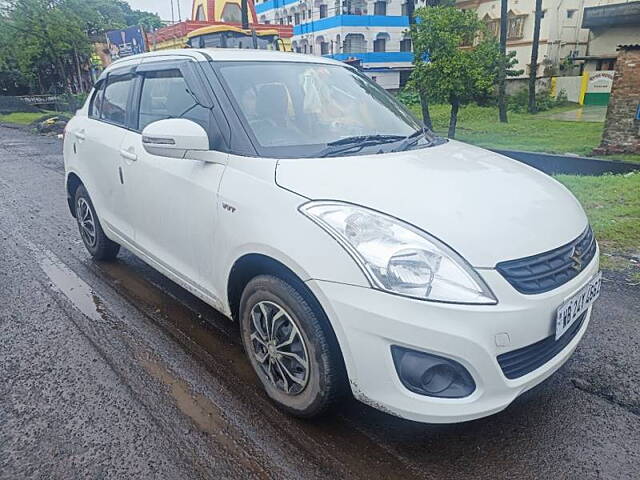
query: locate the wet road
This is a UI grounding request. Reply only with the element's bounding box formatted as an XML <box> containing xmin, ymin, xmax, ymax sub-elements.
<box><xmin>1</xmin><ymin>125</ymin><xmax>639</xmax><ymax>479</ymax></box>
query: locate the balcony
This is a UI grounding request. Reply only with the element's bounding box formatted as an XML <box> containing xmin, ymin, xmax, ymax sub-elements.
<box><xmin>582</xmin><ymin>1</ymin><xmax>640</xmax><ymax>28</ymax></box>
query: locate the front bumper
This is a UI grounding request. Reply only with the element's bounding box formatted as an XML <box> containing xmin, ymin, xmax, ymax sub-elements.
<box><xmin>306</xmin><ymin>250</ymin><xmax>599</xmax><ymax>424</ymax></box>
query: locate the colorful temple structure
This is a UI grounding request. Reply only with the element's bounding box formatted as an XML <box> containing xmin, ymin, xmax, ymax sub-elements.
<box><xmin>149</xmin><ymin>0</ymin><xmax>293</xmax><ymax>51</ymax></box>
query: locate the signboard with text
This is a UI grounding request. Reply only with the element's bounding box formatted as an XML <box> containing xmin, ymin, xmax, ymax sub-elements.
<box><xmin>106</xmin><ymin>26</ymin><xmax>147</xmax><ymax>60</ymax></box>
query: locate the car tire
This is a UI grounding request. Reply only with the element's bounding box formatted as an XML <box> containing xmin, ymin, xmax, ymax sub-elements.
<box><xmin>74</xmin><ymin>185</ymin><xmax>120</xmax><ymax>261</ymax></box>
<box><xmin>239</xmin><ymin>274</ymin><xmax>347</xmax><ymax>418</ymax></box>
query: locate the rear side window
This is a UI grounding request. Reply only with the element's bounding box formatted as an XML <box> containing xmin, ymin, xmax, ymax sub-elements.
<box><xmin>88</xmin><ymin>81</ymin><xmax>105</xmax><ymax>119</ymax></box>
<box><xmin>101</xmin><ymin>73</ymin><xmax>134</xmax><ymax>127</ymax></box>
<box><xmin>137</xmin><ymin>69</ymin><xmax>209</xmax><ymax>131</ymax></box>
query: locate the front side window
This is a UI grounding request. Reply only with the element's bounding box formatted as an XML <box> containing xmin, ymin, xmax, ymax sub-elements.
<box><xmin>216</xmin><ymin>61</ymin><xmax>425</xmax><ymax>158</ymax></box>
<box><xmin>101</xmin><ymin>73</ymin><xmax>134</xmax><ymax>126</ymax></box>
<box><xmin>137</xmin><ymin>69</ymin><xmax>209</xmax><ymax>131</ymax></box>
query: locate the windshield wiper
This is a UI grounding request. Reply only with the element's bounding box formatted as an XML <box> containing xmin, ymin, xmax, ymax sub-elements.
<box><xmin>326</xmin><ymin>134</ymin><xmax>405</xmax><ymax>147</ymax></box>
<box><xmin>393</xmin><ymin>127</ymin><xmax>448</xmax><ymax>152</ymax></box>
<box><xmin>318</xmin><ymin>134</ymin><xmax>405</xmax><ymax>158</ymax></box>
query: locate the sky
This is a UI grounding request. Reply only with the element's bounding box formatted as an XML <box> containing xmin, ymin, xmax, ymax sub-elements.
<box><xmin>126</xmin><ymin>0</ymin><xmax>194</xmax><ymax>22</ymax></box>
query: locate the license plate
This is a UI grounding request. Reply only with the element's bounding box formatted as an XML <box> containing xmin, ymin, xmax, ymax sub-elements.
<box><xmin>555</xmin><ymin>272</ymin><xmax>602</xmax><ymax>340</ymax></box>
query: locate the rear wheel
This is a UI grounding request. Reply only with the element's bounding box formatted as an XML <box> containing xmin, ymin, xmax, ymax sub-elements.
<box><xmin>74</xmin><ymin>185</ymin><xmax>120</xmax><ymax>261</ymax></box>
<box><xmin>239</xmin><ymin>274</ymin><xmax>346</xmax><ymax>418</ymax></box>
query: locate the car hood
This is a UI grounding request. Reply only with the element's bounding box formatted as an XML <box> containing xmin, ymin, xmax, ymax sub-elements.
<box><xmin>275</xmin><ymin>140</ymin><xmax>588</xmax><ymax>268</ymax></box>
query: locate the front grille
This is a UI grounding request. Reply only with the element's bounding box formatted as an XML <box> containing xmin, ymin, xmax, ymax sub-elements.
<box><xmin>497</xmin><ymin>312</ymin><xmax>586</xmax><ymax>380</ymax></box>
<box><xmin>496</xmin><ymin>226</ymin><xmax>596</xmax><ymax>295</ymax></box>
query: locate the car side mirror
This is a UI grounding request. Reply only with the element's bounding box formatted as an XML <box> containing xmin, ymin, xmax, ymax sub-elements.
<box><xmin>142</xmin><ymin>118</ymin><xmax>209</xmax><ymax>159</ymax></box>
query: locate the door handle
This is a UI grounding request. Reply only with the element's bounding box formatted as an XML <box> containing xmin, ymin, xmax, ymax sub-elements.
<box><xmin>75</xmin><ymin>130</ymin><xmax>86</xmax><ymax>141</ymax></box>
<box><xmin>120</xmin><ymin>149</ymin><xmax>138</xmax><ymax>162</ymax></box>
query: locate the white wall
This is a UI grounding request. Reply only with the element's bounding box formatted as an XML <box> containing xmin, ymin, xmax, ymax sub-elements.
<box><xmin>554</xmin><ymin>76</ymin><xmax>583</xmax><ymax>102</ymax></box>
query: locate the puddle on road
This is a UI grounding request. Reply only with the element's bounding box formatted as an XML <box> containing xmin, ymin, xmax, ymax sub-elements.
<box><xmin>37</xmin><ymin>250</ymin><xmax>111</xmax><ymax>325</ymax></box>
<box><xmin>139</xmin><ymin>353</ymin><xmax>271</xmax><ymax>479</ymax></box>
<box><xmin>96</xmin><ymin>261</ymin><xmax>257</xmax><ymax>383</ymax></box>
<box><xmin>96</xmin><ymin>259</ymin><xmax>424</xmax><ymax>480</ymax></box>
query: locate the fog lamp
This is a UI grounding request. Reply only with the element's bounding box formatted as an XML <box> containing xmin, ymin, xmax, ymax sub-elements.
<box><xmin>391</xmin><ymin>346</ymin><xmax>476</xmax><ymax>398</ymax></box>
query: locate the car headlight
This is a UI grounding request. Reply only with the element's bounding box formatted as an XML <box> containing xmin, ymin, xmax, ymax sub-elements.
<box><xmin>300</xmin><ymin>201</ymin><xmax>497</xmax><ymax>305</ymax></box>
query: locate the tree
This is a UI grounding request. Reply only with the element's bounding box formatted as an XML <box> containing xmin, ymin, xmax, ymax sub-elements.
<box><xmin>411</xmin><ymin>6</ymin><xmax>500</xmax><ymax>138</ymax></box>
<box><xmin>411</xmin><ymin>0</ymin><xmax>453</xmax><ymax>130</ymax></box>
<box><xmin>0</xmin><ymin>0</ymin><xmax>162</xmax><ymax>94</ymax></box>
<box><xmin>497</xmin><ymin>0</ymin><xmax>508</xmax><ymax>123</ymax></box>
<box><xmin>528</xmin><ymin>0</ymin><xmax>543</xmax><ymax>113</ymax></box>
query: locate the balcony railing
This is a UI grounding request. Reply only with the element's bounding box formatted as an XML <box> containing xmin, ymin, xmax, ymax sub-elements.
<box><xmin>582</xmin><ymin>1</ymin><xmax>640</xmax><ymax>28</ymax></box>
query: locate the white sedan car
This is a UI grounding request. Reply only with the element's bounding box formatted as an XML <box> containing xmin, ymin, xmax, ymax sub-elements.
<box><xmin>63</xmin><ymin>49</ymin><xmax>601</xmax><ymax>423</ymax></box>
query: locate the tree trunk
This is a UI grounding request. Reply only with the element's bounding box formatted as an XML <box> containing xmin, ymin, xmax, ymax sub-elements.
<box><xmin>448</xmin><ymin>98</ymin><xmax>459</xmax><ymax>138</ymax></box>
<box><xmin>74</xmin><ymin>47</ymin><xmax>84</xmax><ymax>94</ymax></box>
<box><xmin>419</xmin><ymin>89</ymin><xmax>433</xmax><ymax>130</ymax></box>
<box><xmin>497</xmin><ymin>0</ymin><xmax>508</xmax><ymax>123</ymax></box>
<box><xmin>528</xmin><ymin>0</ymin><xmax>543</xmax><ymax>113</ymax></box>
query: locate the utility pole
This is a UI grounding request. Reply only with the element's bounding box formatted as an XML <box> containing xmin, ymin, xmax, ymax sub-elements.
<box><xmin>170</xmin><ymin>0</ymin><xmax>175</xmax><ymax>24</ymax></box>
<box><xmin>241</xmin><ymin>0</ymin><xmax>249</xmax><ymax>29</ymax></box>
<box><xmin>498</xmin><ymin>0</ymin><xmax>508</xmax><ymax>123</ymax></box>
<box><xmin>177</xmin><ymin>0</ymin><xmax>182</xmax><ymax>21</ymax></box>
<box><xmin>528</xmin><ymin>0</ymin><xmax>543</xmax><ymax>113</ymax></box>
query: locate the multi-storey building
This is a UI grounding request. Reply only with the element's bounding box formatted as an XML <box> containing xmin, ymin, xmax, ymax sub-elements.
<box><xmin>580</xmin><ymin>0</ymin><xmax>640</xmax><ymax>72</ymax></box>
<box><xmin>456</xmin><ymin>0</ymin><xmax>590</xmax><ymax>78</ymax></box>
<box><xmin>254</xmin><ymin>0</ymin><xmax>415</xmax><ymax>89</ymax></box>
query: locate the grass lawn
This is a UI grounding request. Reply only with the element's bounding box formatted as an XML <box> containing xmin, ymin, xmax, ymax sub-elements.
<box><xmin>407</xmin><ymin>103</ymin><xmax>640</xmax><ymax>164</ymax></box>
<box><xmin>556</xmin><ymin>172</ymin><xmax>640</xmax><ymax>278</ymax></box>
<box><xmin>0</xmin><ymin>111</ymin><xmax>60</xmax><ymax>125</ymax></box>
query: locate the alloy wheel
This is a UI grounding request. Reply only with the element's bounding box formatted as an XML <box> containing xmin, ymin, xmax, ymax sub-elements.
<box><xmin>77</xmin><ymin>197</ymin><xmax>97</xmax><ymax>248</ymax></box>
<box><xmin>249</xmin><ymin>300</ymin><xmax>310</xmax><ymax>395</ymax></box>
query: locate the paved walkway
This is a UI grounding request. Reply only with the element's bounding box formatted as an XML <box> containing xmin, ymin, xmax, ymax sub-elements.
<box><xmin>543</xmin><ymin>105</ymin><xmax>607</xmax><ymax>122</ymax></box>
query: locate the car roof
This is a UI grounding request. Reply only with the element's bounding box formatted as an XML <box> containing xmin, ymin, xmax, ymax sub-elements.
<box><xmin>106</xmin><ymin>48</ymin><xmax>343</xmax><ymax>72</ymax></box>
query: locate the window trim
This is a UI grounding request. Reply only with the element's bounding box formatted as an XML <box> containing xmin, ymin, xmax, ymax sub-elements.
<box><xmin>88</xmin><ymin>79</ymin><xmax>105</xmax><ymax>119</ymax></box>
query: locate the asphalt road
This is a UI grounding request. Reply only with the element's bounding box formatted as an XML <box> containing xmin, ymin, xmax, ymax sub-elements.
<box><xmin>1</xmin><ymin>125</ymin><xmax>639</xmax><ymax>479</ymax></box>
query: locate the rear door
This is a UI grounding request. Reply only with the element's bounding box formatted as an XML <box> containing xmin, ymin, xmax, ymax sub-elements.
<box><xmin>79</xmin><ymin>66</ymin><xmax>137</xmax><ymax>241</ymax></box>
<box><xmin>119</xmin><ymin>58</ymin><xmax>230</xmax><ymax>297</ymax></box>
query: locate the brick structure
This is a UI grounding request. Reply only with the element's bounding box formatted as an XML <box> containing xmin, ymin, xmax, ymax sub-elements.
<box><xmin>594</xmin><ymin>45</ymin><xmax>640</xmax><ymax>155</ymax></box>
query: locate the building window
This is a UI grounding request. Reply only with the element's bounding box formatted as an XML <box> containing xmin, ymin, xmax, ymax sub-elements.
<box><xmin>308</xmin><ymin>9</ymin><xmax>312</xmax><ymax>18</ymax></box>
<box><xmin>302</xmin><ymin>10</ymin><xmax>306</xmax><ymax>20</ymax></box>
<box><xmin>485</xmin><ymin>19</ymin><xmax>499</xmax><ymax>37</ymax></box>
<box><xmin>401</xmin><ymin>3</ymin><xmax>408</xmax><ymax>16</ymax></box>
<box><xmin>294</xmin><ymin>12</ymin><xmax>300</xmax><ymax>24</ymax></box>
<box><xmin>373</xmin><ymin>38</ymin><xmax>386</xmax><ymax>52</ymax></box>
<box><xmin>343</xmin><ymin>33</ymin><xmax>366</xmax><ymax>53</ymax></box>
<box><xmin>400</xmin><ymin>38</ymin><xmax>412</xmax><ymax>52</ymax></box>
<box><xmin>320</xmin><ymin>42</ymin><xmax>329</xmax><ymax>55</ymax></box>
<box><xmin>507</xmin><ymin>15</ymin><xmax>526</xmax><ymax>40</ymax></box>
<box><xmin>287</xmin><ymin>15</ymin><xmax>292</xmax><ymax>24</ymax></box>
<box><xmin>567</xmin><ymin>9</ymin><xmax>577</xmax><ymax>19</ymax></box>
<box><xmin>319</xmin><ymin>4</ymin><xmax>328</xmax><ymax>18</ymax></box>
<box><xmin>374</xmin><ymin>1</ymin><xmax>387</xmax><ymax>16</ymax></box>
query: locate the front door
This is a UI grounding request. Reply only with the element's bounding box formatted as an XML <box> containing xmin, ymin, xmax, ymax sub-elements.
<box><xmin>119</xmin><ymin>64</ymin><xmax>228</xmax><ymax>298</ymax></box>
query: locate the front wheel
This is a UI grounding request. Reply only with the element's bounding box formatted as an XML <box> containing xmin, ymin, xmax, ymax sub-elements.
<box><xmin>239</xmin><ymin>275</ymin><xmax>347</xmax><ymax>418</ymax></box>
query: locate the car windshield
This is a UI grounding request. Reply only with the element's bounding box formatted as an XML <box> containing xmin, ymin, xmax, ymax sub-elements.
<box><xmin>215</xmin><ymin>61</ymin><xmax>435</xmax><ymax>158</ymax></box>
